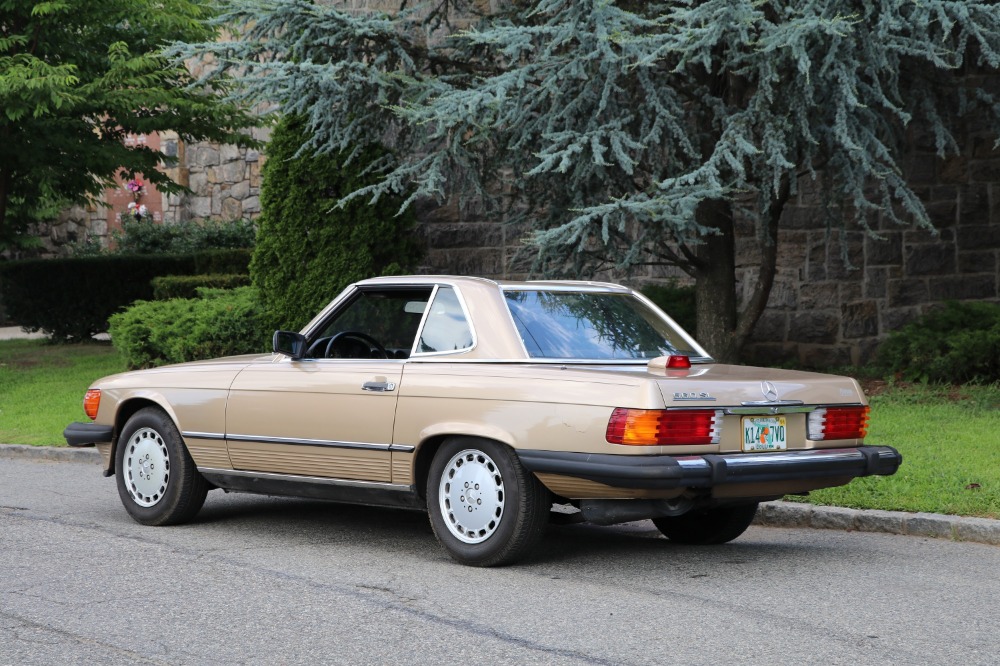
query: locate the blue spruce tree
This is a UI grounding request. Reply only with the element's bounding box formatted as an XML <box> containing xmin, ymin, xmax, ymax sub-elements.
<box><xmin>180</xmin><ymin>0</ymin><xmax>1000</xmax><ymax>361</ymax></box>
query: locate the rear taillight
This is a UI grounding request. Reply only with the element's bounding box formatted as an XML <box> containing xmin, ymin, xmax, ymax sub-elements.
<box><xmin>808</xmin><ymin>405</ymin><xmax>869</xmax><ymax>440</ymax></box>
<box><xmin>83</xmin><ymin>389</ymin><xmax>101</xmax><ymax>420</ymax></box>
<box><xmin>606</xmin><ymin>408</ymin><xmax>722</xmax><ymax>446</ymax></box>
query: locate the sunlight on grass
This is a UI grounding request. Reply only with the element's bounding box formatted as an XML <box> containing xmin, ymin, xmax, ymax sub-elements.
<box><xmin>0</xmin><ymin>339</ymin><xmax>126</xmax><ymax>446</ymax></box>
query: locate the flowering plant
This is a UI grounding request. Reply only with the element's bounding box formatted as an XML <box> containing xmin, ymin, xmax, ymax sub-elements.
<box><xmin>121</xmin><ymin>178</ymin><xmax>152</xmax><ymax>222</ymax></box>
<box><xmin>125</xmin><ymin>178</ymin><xmax>144</xmax><ymax>196</ymax></box>
<box><xmin>125</xmin><ymin>201</ymin><xmax>150</xmax><ymax>221</ymax></box>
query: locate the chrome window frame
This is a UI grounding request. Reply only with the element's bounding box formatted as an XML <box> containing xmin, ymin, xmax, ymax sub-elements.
<box><xmin>409</xmin><ymin>283</ymin><xmax>478</xmax><ymax>358</ymax></box>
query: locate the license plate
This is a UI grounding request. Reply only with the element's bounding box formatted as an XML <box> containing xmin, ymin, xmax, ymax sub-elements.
<box><xmin>742</xmin><ymin>416</ymin><xmax>787</xmax><ymax>452</ymax></box>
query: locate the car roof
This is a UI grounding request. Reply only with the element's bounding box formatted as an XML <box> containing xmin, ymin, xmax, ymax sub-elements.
<box><xmin>355</xmin><ymin>275</ymin><xmax>633</xmax><ymax>293</ymax></box>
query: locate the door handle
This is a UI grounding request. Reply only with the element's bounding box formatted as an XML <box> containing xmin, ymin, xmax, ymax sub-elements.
<box><xmin>362</xmin><ymin>381</ymin><xmax>396</xmax><ymax>392</ymax></box>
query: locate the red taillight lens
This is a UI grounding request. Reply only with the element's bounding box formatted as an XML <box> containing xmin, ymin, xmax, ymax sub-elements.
<box><xmin>606</xmin><ymin>408</ymin><xmax>721</xmax><ymax>445</ymax></box>
<box><xmin>83</xmin><ymin>389</ymin><xmax>101</xmax><ymax>420</ymax></box>
<box><xmin>808</xmin><ymin>405</ymin><xmax>869</xmax><ymax>440</ymax></box>
<box><xmin>665</xmin><ymin>355</ymin><xmax>691</xmax><ymax>369</ymax></box>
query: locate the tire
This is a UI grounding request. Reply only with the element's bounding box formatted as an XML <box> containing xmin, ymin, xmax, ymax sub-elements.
<box><xmin>115</xmin><ymin>407</ymin><xmax>208</xmax><ymax>526</ymax></box>
<box><xmin>427</xmin><ymin>437</ymin><xmax>550</xmax><ymax>567</ymax></box>
<box><xmin>652</xmin><ymin>502</ymin><xmax>759</xmax><ymax>545</ymax></box>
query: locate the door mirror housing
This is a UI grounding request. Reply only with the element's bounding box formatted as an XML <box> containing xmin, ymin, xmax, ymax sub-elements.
<box><xmin>273</xmin><ymin>331</ymin><xmax>307</xmax><ymax>359</ymax></box>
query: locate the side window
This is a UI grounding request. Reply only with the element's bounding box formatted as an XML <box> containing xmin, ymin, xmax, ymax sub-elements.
<box><xmin>313</xmin><ymin>288</ymin><xmax>432</xmax><ymax>358</ymax></box>
<box><xmin>417</xmin><ymin>287</ymin><xmax>474</xmax><ymax>354</ymax></box>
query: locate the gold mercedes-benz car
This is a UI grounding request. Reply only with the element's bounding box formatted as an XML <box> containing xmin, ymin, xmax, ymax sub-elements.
<box><xmin>65</xmin><ymin>276</ymin><xmax>901</xmax><ymax>566</ymax></box>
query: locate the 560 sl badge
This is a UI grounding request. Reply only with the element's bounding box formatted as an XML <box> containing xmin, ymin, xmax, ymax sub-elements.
<box><xmin>673</xmin><ymin>391</ymin><xmax>716</xmax><ymax>401</ymax></box>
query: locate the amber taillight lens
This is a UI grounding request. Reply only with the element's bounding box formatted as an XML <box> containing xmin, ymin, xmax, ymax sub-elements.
<box><xmin>83</xmin><ymin>389</ymin><xmax>101</xmax><ymax>420</ymax></box>
<box><xmin>606</xmin><ymin>408</ymin><xmax>722</xmax><ymax>445</ymax></box>
<box><xmin>808</xmin><ymin>405</ymin><xmax>869</xmax><ymax>440</ymax></box>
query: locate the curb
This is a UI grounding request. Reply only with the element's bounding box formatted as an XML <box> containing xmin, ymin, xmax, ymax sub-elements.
<box><xmin>2</xmin><ymin>444</ymin><xmax>998</xmax><ymax>547</ymax></box>
<box><xmin>0</xmin><ymin>444</ymin><xmax>100</xmax><ymax>463</ymax></box>
<box><xmin>754</xmin><ymin>500</ymin><xmax>1000</xmax><ymax>547</ymax></box>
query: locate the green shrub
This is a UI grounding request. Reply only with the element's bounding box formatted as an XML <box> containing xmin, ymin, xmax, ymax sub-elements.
<box><xmin>151</xmin><ymin>274</ymin><xmax>250</xmax><ymax>300</ymax></box>
<box><xmin>109</xmin><ymin>287</ymin><xmax>269</xmax><ymax>369</ymax></box>
<box><xmin>251</xmin><ymin>115</ymin><xmax>424</xmax><ymax>331</ymax></box>
<box><xmin>73</xmin><ymin>218</ymin><xmax>256</xmax><ymax>256</ymax></box>
<box><xmin>877</xmin><ymin>300</ymin><xmax>1000</xmax><ymax>383</ymax></box>
<box><xmin>0</xmin><ymin>249</ymin><xmax>251</xmax><ymax>340</ymax></box>
<box><xmin>640</xmin><ymin>282</ymin><xmax>697</xmax><ymax>337</ymax></box>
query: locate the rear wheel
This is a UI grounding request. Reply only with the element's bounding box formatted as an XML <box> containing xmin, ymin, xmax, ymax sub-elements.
<box><xmin>115</xmin><ymin>407</ymin><xmax>208</xmax><ymax>526</ymax></box>
<box><xmin>652</xmin><ymin>503</ymin><xmax>759</xmax><ymax>545</ymax></box>
<box><xmin>427</xmin><ymin>437</ymin><xmax>549</xmax><ymax>566</ymax></box>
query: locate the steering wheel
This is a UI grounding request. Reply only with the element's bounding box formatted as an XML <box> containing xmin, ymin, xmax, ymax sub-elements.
<box><xmin>323</xmin><ymin>331</ymin><xmax>389</xmax><ymax>359</ymax></box>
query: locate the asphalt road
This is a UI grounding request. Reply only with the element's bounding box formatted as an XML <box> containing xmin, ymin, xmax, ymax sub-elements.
<box><xmin>2</xmin><ymin>457</ymin><xmax>998</xmax><ymax>665</ymax></box>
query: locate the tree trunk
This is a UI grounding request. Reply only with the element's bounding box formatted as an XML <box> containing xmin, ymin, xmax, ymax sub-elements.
<box><xmin>692</xmin><ymin>198</ymin><xmax>739</xmax><ymax>363</ymax></box>
<box><xmin>691</xmin><ymin>182</ymin><xmax>789</xmax><ymax>364</ymax></box>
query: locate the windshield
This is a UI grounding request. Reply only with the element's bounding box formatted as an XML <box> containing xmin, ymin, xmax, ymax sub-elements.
<box><xmin>503</xmin><ymin>290</ymin><xmax>702</xmax><ymax>360</ymax></box>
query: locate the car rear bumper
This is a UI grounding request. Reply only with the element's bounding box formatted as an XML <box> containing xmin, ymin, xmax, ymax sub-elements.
<box><xmin>64</xmin><ymin>422</ymin><xmax>114</xmax><ymax>448</ymax></box>
<box><xmin>517</xmin><ymin>445</ymin><xmax>902</xmax><ymax>490</ymax></box>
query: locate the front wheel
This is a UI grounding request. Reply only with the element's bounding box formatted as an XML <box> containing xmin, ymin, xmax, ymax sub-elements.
<box><xmin>115</xmin><ymin>407</ymin><xmax>208</xmax><ymax>526</ymax></box>
<box><xmin>427</xmin><ymin>438</ymin><xmax>550</xmax><ymax>567</ymax></box>
<box><xmin>652</xmin><ymin>503</ymin><xmax>759</xmax><ymax>545</ymax></box>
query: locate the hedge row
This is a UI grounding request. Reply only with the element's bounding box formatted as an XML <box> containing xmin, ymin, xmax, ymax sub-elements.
<box><xmin>0</xmin><ymin>249</ymin><xmax>251</xmax><ymax>341</ymax></box>
<box><xmin>151</xmin><ymin>273</ymin><xmax>250</xmax><ymax>300</ymax></box>
<box><xmin>109</xmin><ymin>287</ymin><xmax>270</xmax><ymax>369</ymax></box>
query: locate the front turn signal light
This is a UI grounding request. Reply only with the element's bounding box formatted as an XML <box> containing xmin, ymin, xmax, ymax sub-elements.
<box><xmin>83</xmin><ymin>389</ymin><xmax>101</xmax><ymax>420</ymax></box>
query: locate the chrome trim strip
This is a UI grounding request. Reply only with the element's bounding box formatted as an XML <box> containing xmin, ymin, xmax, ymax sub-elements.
<box><xmin>674</xmin><ymin>448</ymin><xmax>868</xmax><ymax>470</ymax></box>
<box><xmin>726</xmin><ymin>405</ymin><xmax>814</xmax><ymax>415</ymax></box>
<box><xmin>404</xmin><ymin>357</ymin><xmax>714</xmax><ymax>365</ymax></box>
<box><xmin>630</xmin><ymin>289</ymin><xmax>712</xmax><ymax>360</ymax></box>
<box><xmin>409</xmin><ymin>284</ymin><xmax>480</xmax><ymax>358</ymax></box>
<box><xmin>409</xmin><ymin>284</ymin><xmax>438</xmax><ymax>357</ymax></box>
<box><xmin>727</xmin><ymin>402</ymin><xmax>864</xmax><ymax>415</ymax></box>
<box><xmin>226</xmin><ymin>434</ymin><xmax>414</xmax><ymax>453</ymax></box>
<box><xmin>512</xmin><ymin>283</ymin><xmax>630</xmax><ymax>293</ymax></box>
<box><xmin>182</xmin><ymin>431</ymin><xmax>227</xmax><ymax>441</ymax></box>
<box><xmin>197</xmin><ymin>467</ymin><xmax>413</xmax><ymax>492</ymax></box>
<box><xmin>740</xmin><ymin>399</ymin><xmax>805</xmax><ymax>407</ymax></box>
<box><xmin>185</xmin><ymin>431</ymin><xmax>415</xmax><ymax>452</ymax></box>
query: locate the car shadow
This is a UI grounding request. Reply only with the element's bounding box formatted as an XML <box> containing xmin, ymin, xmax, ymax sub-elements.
<box><xmin>191</xmin><ymin>491</ymin><xmax>843</xmax><ymax>572</ymax></box>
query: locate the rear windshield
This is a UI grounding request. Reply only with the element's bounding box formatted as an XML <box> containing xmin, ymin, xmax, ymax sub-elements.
<box><xmin>503</xmin><ymin>290</ymin><xmax>700</xmax><ymax>360</ymax></box>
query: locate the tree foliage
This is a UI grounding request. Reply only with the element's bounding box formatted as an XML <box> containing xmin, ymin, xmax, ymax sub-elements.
<box><xmin>182</xmin><ymin>0</ymin><xmax>1000</xmax><ymax>360</ymax></box>
<box><xmin>0</xmin><ymin>0</ymin><xmax>257</xmax><ymax>249</ymax></box>
<box><xmin>250</xmin><ymin>114</ymin><xmax>422</xmax><ymax>331</ymax></box>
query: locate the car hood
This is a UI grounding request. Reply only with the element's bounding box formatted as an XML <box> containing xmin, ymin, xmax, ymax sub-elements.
<box><xmin>91</xmin><ymin>353</ymin><xmax>274</xmax><ymax>391</ymax></box>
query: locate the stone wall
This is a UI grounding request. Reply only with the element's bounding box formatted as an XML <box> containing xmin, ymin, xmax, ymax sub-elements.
<box><xmin>162</xmin><ymin>128</ymin><xmax>270</xmax><ymax>225</ymax></box>
<box><xmin>32</xmin><ymin>128</ymin><xmax>269</xmax><ymax>257</ymax></box>
<box><xmin>409</xmin><ymin>149</ymin><xmax>1000</xmax><ymax>368</ymax></box>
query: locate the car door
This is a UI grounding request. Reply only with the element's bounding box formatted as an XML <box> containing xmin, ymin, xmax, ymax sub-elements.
<box><xmin>225</xmin><ymin>286</ymin><xmax>432</xmax><ymax>482</ymax></box>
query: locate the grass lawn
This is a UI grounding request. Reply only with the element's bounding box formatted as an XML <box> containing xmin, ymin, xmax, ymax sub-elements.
<box><xmin>792</xmin><ymin>382</ymin><xmax>1000</xmax><ymax>520</ymax></box>
<box><xmin>2</xmin><ymin>338</ymin><xmax>999</xmax><ymax>519</ymax></box>
<box><xmin>0</xmin><ymin>339</ymin><xmax>126</xmax><ymax>446</ymax></box>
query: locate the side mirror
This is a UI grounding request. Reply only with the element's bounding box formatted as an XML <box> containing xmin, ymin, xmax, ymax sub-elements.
<box><xmin>273</xmin><ymin>331</ymin><xmax>307</xmax><ymax>359</ymax></box>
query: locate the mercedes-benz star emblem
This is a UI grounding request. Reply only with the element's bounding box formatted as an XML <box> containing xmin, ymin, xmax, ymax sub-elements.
<box><xmin>761</xmin><ymin>380</ymin><xmax>780</xmax><ymax>402</ymax></box>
